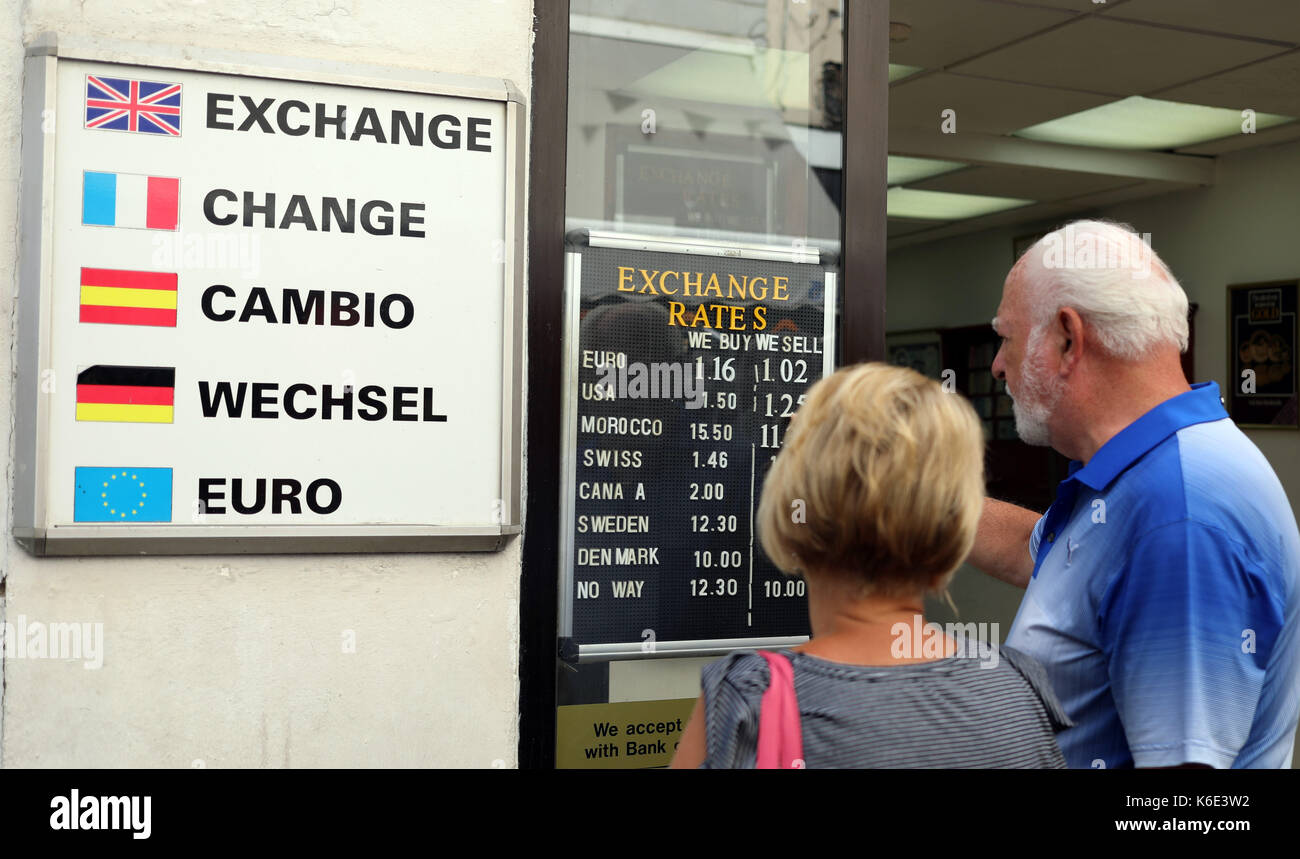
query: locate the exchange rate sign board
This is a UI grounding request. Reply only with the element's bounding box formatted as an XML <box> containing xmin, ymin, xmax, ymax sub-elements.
<box><xmin>560</xmin><ymin>235</ymin><xmax>836</xmax><ymax>656</ymax></box>
<box><xmin>14</xmin><ymin>44</ymin><xmax>523</xmax><ymax>554</ymax></box>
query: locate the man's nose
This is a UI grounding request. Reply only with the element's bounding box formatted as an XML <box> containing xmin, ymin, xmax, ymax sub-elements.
<box><xmin>991</xmin><ymin>349</ymin><xmax>1006</xmax><ymax>382</ymax></box>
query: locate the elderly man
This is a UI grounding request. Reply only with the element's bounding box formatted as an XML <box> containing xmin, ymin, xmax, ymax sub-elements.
<box><xmin>972</xmin><ymin>219</ymin><xmax>1300</xmax><ymax>769</ymax></box>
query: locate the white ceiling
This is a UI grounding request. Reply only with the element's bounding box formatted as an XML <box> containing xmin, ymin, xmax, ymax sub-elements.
<box><xmin>888</xmin><ymin>0</ymin><xmax>1300</xmax><ymax>248</ymax></box>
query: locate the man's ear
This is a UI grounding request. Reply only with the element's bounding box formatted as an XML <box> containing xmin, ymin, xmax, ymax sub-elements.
<box><xmin>1057</xmin><ymin>307</ymin><xmax>1086</xmax><ymax>374</ymax></box>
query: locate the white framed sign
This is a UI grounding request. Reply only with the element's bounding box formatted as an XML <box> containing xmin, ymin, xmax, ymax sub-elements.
<box><xmin>14</xmin><ymin>35</ymin><xmax>524</xmax><ymax>554</ymax></box>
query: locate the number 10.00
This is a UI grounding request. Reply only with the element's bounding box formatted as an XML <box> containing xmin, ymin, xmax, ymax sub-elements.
<box><xmin>763</xmin><ymin>579</ymin><xmax>806</xmax><ymax>597</ymax></box>
<box><xmin>695</xmin><ymin>549</ymin><xmax>742</xmax><ymax>568</ymax></box>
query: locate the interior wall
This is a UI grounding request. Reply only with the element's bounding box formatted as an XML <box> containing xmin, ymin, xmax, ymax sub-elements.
<box><xmin>890</xmin><ymin>137</ymin><xmax>1300</xmax><ymax>535</ymax></box>
<box><xmin>1</xmin><ymin>0</ymin><xmax>532</xmax><ymax>767</ymax></box>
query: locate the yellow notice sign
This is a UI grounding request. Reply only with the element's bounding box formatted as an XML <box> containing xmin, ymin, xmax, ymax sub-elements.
<box><xmin>556</xmin><ymin>698</ymin><xmax>696</xmax><ymax>769</ymax></box>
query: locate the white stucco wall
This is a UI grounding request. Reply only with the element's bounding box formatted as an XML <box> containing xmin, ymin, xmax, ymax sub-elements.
<box><xmin>1</xmin><ymin>0</ymin><xmax>534</xmax><ymax>767</ymax></box>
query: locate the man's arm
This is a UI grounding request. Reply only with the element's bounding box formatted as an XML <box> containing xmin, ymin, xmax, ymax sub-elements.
<box><xmin>968</xmin><ymin>498</ymin><xmax>1040</xmax><ymax>589</ymax></box>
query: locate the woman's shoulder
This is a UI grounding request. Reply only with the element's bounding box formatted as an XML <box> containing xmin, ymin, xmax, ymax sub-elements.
<box><xmin>700</xmin><ymin>644</ymin><xmax>1070</xmax><ymax>727</ymax></box>
<box><xmin>774</xmin><ymin>640</ymin><xmax>1070</xmax><ymax>729</ymax></box>
<box><xmin>698</xmin><ymin>651</ymin><xmax>779</xmax><ymax>769</ymax></box>
<box><xmin>700</xmin><ymin>650</ymin><xmax>774</xmax><ymax>697</ymax></box>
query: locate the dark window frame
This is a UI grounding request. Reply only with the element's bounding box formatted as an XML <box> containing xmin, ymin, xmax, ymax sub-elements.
<box><xmin>517</xmin><ymin>0</ymin><xmax>889</xmax><ymax>768</ymax></box>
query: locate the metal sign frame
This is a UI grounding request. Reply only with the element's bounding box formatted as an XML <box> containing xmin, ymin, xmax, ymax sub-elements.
<box><xmin>13</xmin><ymin>33</ymin><xmax>525</xmax><ymax>555</ymax></box>
<box><xmin>558</xmin><ymin>230</ymin><xmax>837</xmax><ymax>661</ymax></box>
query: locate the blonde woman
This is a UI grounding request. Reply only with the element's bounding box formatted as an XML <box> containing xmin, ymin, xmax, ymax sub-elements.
<box><xmin>671</xmin><ymin>362</ymin><xmax>1068</xmax><ymax>768</ymax></box>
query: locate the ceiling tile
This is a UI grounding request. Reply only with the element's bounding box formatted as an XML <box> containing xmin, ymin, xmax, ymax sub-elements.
<box><xmin>1107</xmin><ymin>0</ymin><xmax>1300</xmax><ymax>45</ymax></box>
<box><xmin>888</xmin><ymin>0</ymin><xmax>1074</xmax><ymax>69</ymax></box>
<box><xmin>887</xmin><ymin>179</ymin><xmax>1191</xmax><ymax>250</ymax></box>
<box><xmin>952</xmin><ymin>17</ymin><xmax>1282</xmax><ymax>94</ymax></box>
<box><xmin>890</xmin><ymin>72</ymin><xmax>1113</xmax><ymax>135</ymax></box>
<box><xmin>907</xmin><ymin>164</ymin><xmax>1139</xmax><ymax>201</ymax></box>
<box><xmin>1011</xmin><ymin>0</ymin><xmax>1137</xmax><ymax>10</ymax></box>
<box><xmin>1154</xmin><ymin>49</ymin><xmax>1300</xmax><ymax>117</ymax></box>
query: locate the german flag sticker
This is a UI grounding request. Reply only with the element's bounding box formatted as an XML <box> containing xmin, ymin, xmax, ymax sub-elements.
<box><xmin>76</xmin><ymin>365</ymin><xmax>175</xmax><ymax>423</ymax></box>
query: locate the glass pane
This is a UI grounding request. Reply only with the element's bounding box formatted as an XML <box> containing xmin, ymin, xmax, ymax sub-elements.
<box><xmin>557</xmin><ymin>0</ymin><xmax>846</xmax><ymax>769</ymax></box>
<box><xmin>566</xmin><ymin>0</ymin><xmax>845</xmax><ymax>245</ymax></box>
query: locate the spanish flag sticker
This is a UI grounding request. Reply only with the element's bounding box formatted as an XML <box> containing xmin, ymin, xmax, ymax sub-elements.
<box><xmin>75</xmin><ymin>365</ymin><xmax>175</xmax><ymax>423</ymax></box>
<box><xmin>79</xmin><ymin>267</ymin><xmax>178</xmax><ymax>327</ymax></box>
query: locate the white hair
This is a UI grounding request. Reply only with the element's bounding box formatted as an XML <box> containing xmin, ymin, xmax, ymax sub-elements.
<box><xmin>1015</xmin><ymin>219</ymin><xmax>1189</xmax><ymax>359</ymax></box>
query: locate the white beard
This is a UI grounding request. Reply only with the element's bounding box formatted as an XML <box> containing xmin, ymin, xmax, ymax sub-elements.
<box><xmin>1008</xmin><ymin>327</ymin><xmax>1064</xmax><ymax>447</ymax></box>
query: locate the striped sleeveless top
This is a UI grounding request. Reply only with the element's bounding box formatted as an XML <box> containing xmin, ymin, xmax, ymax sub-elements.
<box><xmin>699</xmin><ymin>643</ymin><xmax>1070</xmax><ymax>768</ymax></box>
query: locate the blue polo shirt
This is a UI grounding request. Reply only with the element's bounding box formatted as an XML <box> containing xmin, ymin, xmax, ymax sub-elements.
<box><xmin>1004</xmin><ymin>382</ymin><xmax>1300</xmax><ymax>768</ymax></box>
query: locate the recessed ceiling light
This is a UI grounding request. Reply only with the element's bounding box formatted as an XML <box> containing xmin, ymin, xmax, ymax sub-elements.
<box><xmin>626</xmin><ymin>49</ymin><xmax>810</xmax><ymax>109</ymax></box>
<box><xmin>890</xmin><ymin>63</ymin><xmax>924</xmax><ymax>83</ymax></box>
<box><xmin>1013</xmin><ymin>95</ymin><xmax>1295</xmax><ymax>150</ymax></box>
<box><xmin>888</xmin><ymin>156</ymin><xmax>965</xmax><ymax>185</ymax></box>
<box><xmin>887</xmin><ymin>188</ymin><xmax>1033</xmax><ymax>220</ymax></box>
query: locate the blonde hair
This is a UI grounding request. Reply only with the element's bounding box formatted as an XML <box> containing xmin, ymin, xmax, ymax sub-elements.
<box><xmin>757</xmin><ymin>362</ymin><xmax>985</xmax><ymax>597</ymax></box>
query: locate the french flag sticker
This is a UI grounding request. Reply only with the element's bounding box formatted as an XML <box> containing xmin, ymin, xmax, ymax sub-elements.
<box><xmin>82</xmin><ymin>170</ymin><xmax>179</xmax><ymax>230</ymax></box>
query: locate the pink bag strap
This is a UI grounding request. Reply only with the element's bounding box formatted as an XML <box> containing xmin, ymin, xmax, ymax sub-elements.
<box><xmin>756</xmin><ymin>650</ymin><xmax>805</xmax><ymax>769</ymax></box>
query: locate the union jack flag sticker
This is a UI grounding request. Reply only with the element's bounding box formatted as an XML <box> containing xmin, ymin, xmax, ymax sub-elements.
<box><xmin>84</xmin><ymin>75</ymin><xmax>182</xmax><ymax>136</ymax></box>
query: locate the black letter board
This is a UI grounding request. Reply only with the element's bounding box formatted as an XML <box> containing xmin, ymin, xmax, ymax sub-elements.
<box><xmin>558</xmin><ymin>231</ymin><xmax>837</xmax><ymax>659</ymax></box>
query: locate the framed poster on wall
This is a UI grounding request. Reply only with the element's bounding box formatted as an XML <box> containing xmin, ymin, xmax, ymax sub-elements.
<box><xmin>884</xmin><ymin>329</ymin><xmax>942</xmax><ymax>381</ymax></box>
<box><xmin>1227</xmin><ymin>280</ymin><xmax>1298</xmax><ymax>429</ymax></box>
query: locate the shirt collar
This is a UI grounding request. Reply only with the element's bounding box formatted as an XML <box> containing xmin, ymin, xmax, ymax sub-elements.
<box><xmin>1068</xmin><ymin>381</ymin><xmax>1227</xmax><ymax>491</ymax></box>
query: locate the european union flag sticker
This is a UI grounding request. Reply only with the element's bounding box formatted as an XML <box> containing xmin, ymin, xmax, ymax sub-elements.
<box><xmin>74</xmin><ymin>467</ymin><xmax>172</xmax><ymax>522</ymax></box>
